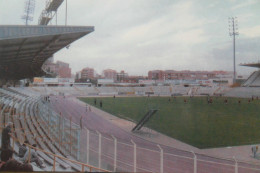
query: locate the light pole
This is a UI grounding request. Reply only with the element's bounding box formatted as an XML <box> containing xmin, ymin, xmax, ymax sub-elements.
<box><xmin>21</xmin><ymin>0</ymin><xmax>35</xmax><ymax>25</ymax></box>
<box><xmin>65</xmin><ymin>0</ymin><xmax>68</xmax><ymax>26</ymax></box>
<box><xmin>229</xmin><ymin>17</ymin><xmax>239</xmax><ymax>84</ymax></box>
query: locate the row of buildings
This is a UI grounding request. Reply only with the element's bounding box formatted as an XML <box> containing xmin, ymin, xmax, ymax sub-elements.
<box><xmin>75</xmin><ymin>69</ymin><xmax>142</xmax><ymax>83</ymax></box>
<box><xmin>148</xmin><ymin>70</ymin><xmax>233</xmax><ymax>81</ymax></box>
<box><xmin>75</xmin><ymin>69</ymin><xmax>234</xmax><ymax>82</ymax></box>
<box><xmin>42</xmin><ymin>59</ymin><xmax>235</xmax><ymax>86</ymax></box>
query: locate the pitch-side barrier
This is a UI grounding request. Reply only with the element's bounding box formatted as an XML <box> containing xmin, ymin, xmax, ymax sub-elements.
<box><xmin>79</xmin><ymin>127</ymin><xmax>260</xmax><ymax>173</ymax></box>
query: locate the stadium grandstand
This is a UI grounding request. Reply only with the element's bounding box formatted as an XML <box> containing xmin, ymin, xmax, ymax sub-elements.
<box><xmin>0</xmin><ymin>0</ymin><xmax>101</xmax><ymax>170</ymax></box>
<box><xmin>240</xmin><ymin>62</ymin><xmax>260</xmax><ymax>87</ymax></box>
<box><xmin>1</xmin><ymin>1</ymin><xmax>260</xmax><ymax>173</ymax></box>
<box><xmin>222</xmin><ymin>62</ymin><xmax>260</xmax><ymax>98</ymax></box>
<box><xmin>0</xmin><ymin>25</ymin><xmax>94</xmax><ymax>84</ymax></box>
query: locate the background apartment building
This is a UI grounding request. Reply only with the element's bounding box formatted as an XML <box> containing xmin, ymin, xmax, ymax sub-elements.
<box><xmin>103</xmin><ymin>69</ymin><xmax>117</xmax><ymax>81</ymax></box>
<box><xmin>56</xmin><ymin>61</ymin><xmax>71</xmax><ymax>78</ymax></box>
<box><xmin>117</xmin><ymin>70</ymin><xmax>129</xmax><ymax>82</ymax></box>
<box><xmin>148</xmin><ymin>70</ymin><xmax>164</xmax><ymax>80</ymax></box>
<box><xmin>42</xmin><ymin>58</ymin><xmax>71</xmax><ymax>78</ymax></box>
<box><xmin>81</xmin><ymin>67</ymin><xmax>94</xmax><ymax>79</ymax></box>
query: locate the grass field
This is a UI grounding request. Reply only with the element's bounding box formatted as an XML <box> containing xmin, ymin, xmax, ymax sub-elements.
<box><xmin>79</xmin><ymin>96</ymin><xmax>260</xmax><ymax>149</ymax></box>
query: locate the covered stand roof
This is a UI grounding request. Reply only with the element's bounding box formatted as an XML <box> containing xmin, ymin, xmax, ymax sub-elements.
<box><xmin>240</xmin><ymin>63</ymin><xmax>260</xmax><ymax>68</ymax></box>
<box><xmin>0</xmin><ymin>25</ymin><xmax>94</xmax><ymax>80</ymax></box>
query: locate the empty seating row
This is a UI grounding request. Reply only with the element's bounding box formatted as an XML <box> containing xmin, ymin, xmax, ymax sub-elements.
<box><xmin>0</xmin><ymin>89</ymin><xmax>78</xmax><ymax>171</ymax></box>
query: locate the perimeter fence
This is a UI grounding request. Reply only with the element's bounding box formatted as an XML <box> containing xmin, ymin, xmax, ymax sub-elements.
<box><xmin>37</xmin><ymin>98</ymin><xmax>81</xmax><ymax>159</ymax></box>
<box><xmin>79</xmin><ymin>127</ymin><xmax>260</xmax><ymax>173</ymax></box>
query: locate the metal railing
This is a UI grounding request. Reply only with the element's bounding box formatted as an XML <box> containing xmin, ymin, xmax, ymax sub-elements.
<box><xmin>7</xmin><ymin>133</ymin><xmax>109</xmax><ymax>172</ymax></box>
<box><xmin>79</xmin><ymin>127</ymin><xmax>260</xmax><ymax>173</ymax></box>
<box><xmin>37</xmin><ymin>98</ymin><xmax>81</xmax><ymax>159</ymax></box>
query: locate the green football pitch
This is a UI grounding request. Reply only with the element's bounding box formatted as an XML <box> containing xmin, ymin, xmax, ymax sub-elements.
<box><xmin>79</xmin><ymin>96</ymin><xmax>260</xmax><ymax>149</ymax></box>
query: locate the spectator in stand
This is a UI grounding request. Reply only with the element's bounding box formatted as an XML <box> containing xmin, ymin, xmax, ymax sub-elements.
<box><xmin>1</xmin><ymin>122</ymin><xmax>13</xmax><ymax>150</ymax></box>
<box><xmin>18</xmin><ymin>140</ymin><xmax>29</xmax><ymax>158</ymax></box>
<box><xmin>1</xmin><ymin>148</ymin><xmax>13</xmax><ymax>162</ymax></box>
<box><xmin>0</xmin><ymin>159</ymin><xmax>33</xmax><ymax>172</ymax></box>
<box><xmin>94</xmin><ymin>98</ymin><xmax>97</xmax><ymax>105</ymax></box>
<box><xmin>21</xmin><ymin>162</ymin><xmax>34</xmax><ymax>172</ymax></box>
<box><xmin>0</xmin><ymin>147</ymin><xmax>33</xmax><ymax>172</ymax></box>
<box><xmin>22</xmin><ymin>144</ymin><xmax>45</xmax><ymax>168</ymax></box>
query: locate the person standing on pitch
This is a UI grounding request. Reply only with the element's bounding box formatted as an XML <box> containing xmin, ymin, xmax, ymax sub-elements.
<box><xmin>80</xmin><ymin>116</ymin><xmax>83</xmax><ymax>129</ymax></box>
<box><xmin>100</xmin><ymin>100</ymin><xmax>103</xmax><ymax>108</ymax></box>
<box><xmin>252</xmin><ymin>146</ymin><xmax>258</xmax><ymax>158</ymax></box>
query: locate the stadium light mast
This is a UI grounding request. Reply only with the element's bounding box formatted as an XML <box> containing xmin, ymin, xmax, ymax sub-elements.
<box><xmin>38</xmin><ymin>0</ymin><xmax>64</xmax><ymax>26</ymax></box>
<box><xmin>65</xmin><ymin>0</ymin><xmax>68</xmax><ymax>26</ymax></box>
<box><xmin>228</xmin><ymin>17</ymin><xmax>239</xmax><ymax>84</ymax></box>
<box><xmin>21</xmin><ymin>0</ymin><xmax>35</xmax><ymax>25</ymax></box>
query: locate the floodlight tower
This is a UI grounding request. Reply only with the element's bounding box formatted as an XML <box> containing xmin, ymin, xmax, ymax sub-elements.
<box><xmin>38</xmin><ymin>0</ymin><xmax>64</xmax><ymax>25</ymax></box>
<box><xmin>65</xmin><ymin>0</ymin><xmax>68</xmax><ymax>26</ymax></box>
<box><xmin>228</xmin><ymin>17</ymin><xmax>239</xmax><ymax>84</ymax></box>
<box><xmin>21</xmin><ymin>0</ymin><xmax>36</xmax><ymax>25</ymax></box>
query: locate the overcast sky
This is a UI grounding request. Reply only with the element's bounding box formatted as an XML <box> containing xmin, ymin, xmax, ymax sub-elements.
<box><xmin>0</xmin><ymin>0</ymin><xmax>260</xmax><ymax>76</ymax></box>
